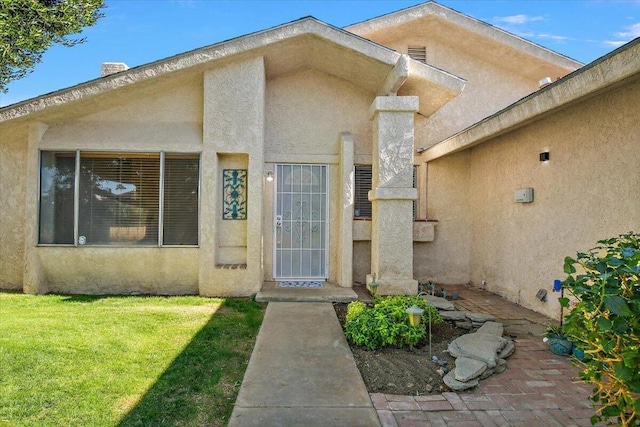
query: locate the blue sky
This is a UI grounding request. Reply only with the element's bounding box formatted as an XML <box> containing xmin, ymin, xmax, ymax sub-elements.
<box><xmin>2</xmin><ymin>0</ymin><xmax>640</xmax><ymax>107</ymax></box>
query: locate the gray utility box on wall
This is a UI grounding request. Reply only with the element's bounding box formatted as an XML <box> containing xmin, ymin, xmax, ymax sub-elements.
<box><xmin>515</xmin><ymin>188</ymin><xmax>534</xmax><ymax>203</ymax></box>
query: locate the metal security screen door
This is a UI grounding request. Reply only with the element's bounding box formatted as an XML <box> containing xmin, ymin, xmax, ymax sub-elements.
<box><xmin>274</xmin><ymin>164</ymin><xmax>328</xmax><ymax>279</ymax></box>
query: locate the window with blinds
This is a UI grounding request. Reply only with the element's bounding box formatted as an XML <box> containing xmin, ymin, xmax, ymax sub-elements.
<box><xmin>354</xmin><ymin>165</ymin><xmax>372</xmax><ymax>218</ymax></box>
<box><xmin>79</xmin><ymin>154</ymin><xmax>161</xmax><ymax>245</ymax></box>
<box><xmin>408</xmin><ymin>46</ymin><xmax>427</xmax><ymax>64</ymax></box>
<box><xmin>39</xmin><ymin>151</ymin><xmax>200</xmax><ymax>246</ymax></box>
<box><xmin>163</xmin><ymin>155</ymin><xmax>199</xmax><ymax>245</ymax></box>
<box><xmin>353</xmin><ymin>165</ymin><xmax>418</xmax><ymax>219</ymax></box>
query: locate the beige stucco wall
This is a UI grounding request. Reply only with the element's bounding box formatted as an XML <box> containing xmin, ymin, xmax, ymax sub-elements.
<box><xmin>467</xmin><ymin>78</ymin><xmax>640</xmax><ymax>318</ymax></box>
<box><xmin>0</xmin><ymin>125</ymin><xmax>28</xmax><ymax>289</ymax></box>
<box><xmin>422</xmin><ymin>76</ymin><xmax>640</xmax><ymax>318</ymax></box>
<box><xmin>373</xmin><ymin>38</ymin><xmax>540</xmax><ymax>150</ymax></box>
<box><xmin>416</xmin><ymin>150</ymin><xmax>472</xmax><ymax>284</ymax></box>
<box><xmin>262</xmin><ymin>69</ymin><xmax>375</xmax><ymax>282</ymax></box>
<box><xmin>39</xmin><ymin>248</ymin><xmax>198</xmax><ymax>295</ymax></box>
<box><xmin>201</xmin><ymin>56</ymin><xmax>265</xmax><ymax>296</ymax></box>
<box><xmin>265</xmin><ymin>68</ymin><xmax>374</xmax><ymax>161</ymax></box>
<box><xmin>13</xmin><ymin>72</ymin><xmax>206</xmax><ymax>295</ymax></box>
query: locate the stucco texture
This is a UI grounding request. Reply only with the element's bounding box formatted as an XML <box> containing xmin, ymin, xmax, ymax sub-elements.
<box><xmin>6</xmin><ymin>66</ymin><xmax>207</xmax><ymax>295</ymax></box>
<box><xmin>0</xmin><ymin>126</ymin><xmax>27</xmax><ymax>289</ymax></box>
<box><xmin>415</xmin><ymin>150</ymin><xmax>472</xmax><ymax>284</ymax></box>
<box><xmin>372</xmin><ymin>35</ymin><xmax>544</xmax><ymax>149</ymax></box>
<box><xmin>262</xmin><ymin>69</ymin><xmax>375</xmax><ymax>283</ymax></box>
<box><xmin>424</xmin><ymin>77</ymin><xmax>640</xmax><ymax>318</ymax></box>
<box><xmin>201</xmin><ymin>56</ymin><xmax>265</xmax><ymax>296</ymax></box>
<box><xmin>265</xmin><ymin>69</ymin><xmax>374</xmax><ymax>160</ymax></box>
<box><xmin>38</xmin><ymin>248</ymin><xmax>199</xmax><ymax>295</ymax></box>
<box><xmin>468</xmin><ymin>79</ymin><xmax>640</xmax><ymax>318</ymax></box>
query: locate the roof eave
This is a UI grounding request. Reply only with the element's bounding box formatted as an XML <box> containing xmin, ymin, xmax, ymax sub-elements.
<box><xmin>419</xmin><ymin>38</ymin><xmax>640</xmax><ymax>161</ymax></box>
<box><xmin>346</xmin><ymin>1</ymin><xmax>582</xmax><ymax>72</ymax></box>
<box><xmin>0</xmin><ymin>17</ymin><xmax>402</xmax><ymax>123</ymax></box>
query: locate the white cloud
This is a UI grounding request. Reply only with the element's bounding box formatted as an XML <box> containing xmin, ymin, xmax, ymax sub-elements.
<box><xmin>537</xmin><ymin>33</ymin><xmax>570</xmax><ymax>41</ymax></box>
<box><xmin>493</xmin><ymin>14</ymin><xmax>545</xmax><ymax>25</ymax></box>
<box><xmin>614</xmin><ymin>22</ymin><xmax>640</xmax><ymax>40</ymax></box>
<box><xmin>603</xmin><ymin>40</ymin><xmax>628</xmax><ymax>47</ymax></box>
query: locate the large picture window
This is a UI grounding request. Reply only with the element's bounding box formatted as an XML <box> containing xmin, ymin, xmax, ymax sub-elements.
<box><xmin>39</xmin><ymin>151</ymin><xmax>200</xmax><ymax>246</ymax></box>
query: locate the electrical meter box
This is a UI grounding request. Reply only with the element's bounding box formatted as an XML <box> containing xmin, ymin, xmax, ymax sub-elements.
<box><xmin>514</xmin><ymin>188</ymin><xmax>534</xmax><ymax>203</ymax></box>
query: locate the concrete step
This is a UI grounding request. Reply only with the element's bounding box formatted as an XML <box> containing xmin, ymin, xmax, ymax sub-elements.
<box><xmin>255</xmin><ymin>281</ymin><xmax>359</xmax><ymax>303</ymax></box>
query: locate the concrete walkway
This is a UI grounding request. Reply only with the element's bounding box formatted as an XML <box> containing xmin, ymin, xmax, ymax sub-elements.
<box><xmin>231</xmin><ymin>285</ymin><xmax>600</xmax><ymax>426</ymax></box>
<box><xmin>228</xmin><ymin>302</ymin><xmax>379</xmax><ymax>426</ymax></box>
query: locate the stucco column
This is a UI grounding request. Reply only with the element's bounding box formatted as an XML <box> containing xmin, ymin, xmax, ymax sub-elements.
<box><xmin>366</xmin><ymin>96</ymin><xmax>419</xmax><ymax>295</ymax></box>
<box><xmin>23</xmin><ymin>123</ymin><xmax>48</xmax><ymax>294</ymax></box>
<box><xmin>338</xmin><ymin>132</ymin><xmax>354</xmax><ymax>287</ymax></box>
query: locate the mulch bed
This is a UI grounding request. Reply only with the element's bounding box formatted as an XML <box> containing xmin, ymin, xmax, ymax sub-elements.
<box><xmin>334</xmin><ymin>302</ymin><xmax>467</xmax><ymax>395</ymax></box>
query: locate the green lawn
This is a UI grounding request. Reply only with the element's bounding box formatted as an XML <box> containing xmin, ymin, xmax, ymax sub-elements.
<box><xmin>0</xmin><ymin>293</ymin><xmax>265</xmax><ymax>427</ymax></box>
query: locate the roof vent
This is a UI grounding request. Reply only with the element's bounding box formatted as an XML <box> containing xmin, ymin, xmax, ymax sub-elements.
<box><xmin>101</xmin><ymin>62</ymin><xmax>129</xmax><ymax>77</ymax></box>
<box><xmin>538</xmin><ymin>77</ymin><xmax>553</xmax><ymax>88</ymax></box>
<box><xmin>408</xmin><ymin>46</ymin><xmax>427</xmax><ymax>64</ymax></box>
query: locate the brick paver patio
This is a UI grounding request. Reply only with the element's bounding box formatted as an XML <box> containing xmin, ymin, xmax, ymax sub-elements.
<box><xmin>372</xmin><ymin>284</ymin><xmax>601</xmax><ymax>427</ymax></box>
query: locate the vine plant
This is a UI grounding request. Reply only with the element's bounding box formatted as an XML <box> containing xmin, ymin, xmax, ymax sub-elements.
<box><xmin>560</xmin><ymin>232</ymin><xmax>639</xmax><ymax>426</ymax></box>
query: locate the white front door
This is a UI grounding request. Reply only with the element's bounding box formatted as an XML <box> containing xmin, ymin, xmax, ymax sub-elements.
<box><xmin>274</xmin><ymin>164</ymin><xmax>328</xmax><ymax>280</ymax></box>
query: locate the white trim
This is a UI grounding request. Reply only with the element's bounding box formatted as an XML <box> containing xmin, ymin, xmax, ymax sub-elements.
<box><xmin>273</xmin><ymin>164</ymin><xmax>329</xmax><ymax>280</ymax></box>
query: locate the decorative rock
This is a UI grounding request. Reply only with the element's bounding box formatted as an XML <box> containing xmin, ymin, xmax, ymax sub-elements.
<box><xmin>479</xmin><ymin>358</ymin><xmax>507</xmax><ymax>380</ymax></box>
<box><xmin>476</xmin><ymin>321</ymin><xmax>504</xmax><ymax>337</ymax></box>
<box><xmin>455</xmin><ymin>320</ymin><xmax>473</xmax><ymax>330</ymax></box>
<box><xmin>421</xmin><ymin>294</ymin><xmax>455</xmax><ymax>311</ymax></box>
<box><xmin>498</xmin><ymin>340</ymin><xmax>516</xmax><ymax>359</ymax></box>
<box><xmin>439</xmin><ymin>310</ymin><xmax>468</xmax><ymax>321</ymax></box>
<box><xmin>466</xmin><ymin>312</ymin><xmax>496</xmax><ymax>323</ymax></box>
<box><xmin>454</xmin><ymin>356</ymin><xmax>488</xmax><ymax>382</ymax></box>
<box><xmin>443</xmin><ymin>370</ymin><xmax>479</xmax><ymax>391</ymax></box>
<box><xmin>448</xmin><ymin>333</ymin><xmax>507</xmax><ymax>368</ymax></box>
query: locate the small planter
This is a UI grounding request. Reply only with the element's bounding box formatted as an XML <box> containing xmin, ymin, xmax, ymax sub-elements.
<box><xmin>572</xmin><ymin>346</ymin><xmax>589</xmax><ymax>362</ymax></box>
<box><xmin>548</xmin><ymin>336</ymin><xmax>573</xmax><ymax>356</ymax></box>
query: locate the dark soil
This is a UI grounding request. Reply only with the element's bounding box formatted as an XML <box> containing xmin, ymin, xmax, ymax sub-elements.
<box><xmin>334</xmin><ymin>302</ymin><xmax>467</xmax><ymax>396</ymax></box>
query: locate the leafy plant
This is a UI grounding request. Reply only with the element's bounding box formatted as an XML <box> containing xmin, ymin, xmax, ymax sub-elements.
<box><xmin>344</xmin><ymin>295</ymin><xmax>442</xmax><ymax>350</ymax></box>
<box><xmin>0</xmin><ymin>0</ymin><xmax>105</xmax><ymax>91</ymax></box>
<box><xmin>560</xmin><ymin>232</ymin><xmax>640</xmax><ymax>426</ymax></box>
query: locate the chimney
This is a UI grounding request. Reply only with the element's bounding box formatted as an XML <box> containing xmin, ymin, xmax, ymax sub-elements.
<box><xmin>101</xmin><ymin>62</ymin><xmax>129</xmax><ymax>77</ymax></box>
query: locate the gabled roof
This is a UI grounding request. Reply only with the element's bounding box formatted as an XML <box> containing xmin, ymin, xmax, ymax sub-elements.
<box><xmin>0</xmin><ymin>16</ymin><xmax>465</xmax><ymax>124</ymax></box>
<box><xmin>419</xmin><ymin>38</ymin><xmax>640</xmax><ymax>161</ymax></box>
<box><xmin>347</xmin><ymin>1</ymin><xmax>582</xmax><ymax>82</ymax></box>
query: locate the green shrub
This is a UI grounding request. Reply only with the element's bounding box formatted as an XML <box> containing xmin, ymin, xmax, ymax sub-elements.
<box><xmin>344</xmin><ymin>295</ymin><xmax>442</xmax><ymax>350</ymax></box>
<box><xmin>560</xmin><ymin>232</ymin><xmax>640</xmax><ymax>426</ymax></box>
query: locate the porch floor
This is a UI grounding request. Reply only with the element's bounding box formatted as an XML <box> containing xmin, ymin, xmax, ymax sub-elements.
<box><xmin>255</xmin><ymin>281</ymin><xmax>358</xmax><ymax>303</ymax></box>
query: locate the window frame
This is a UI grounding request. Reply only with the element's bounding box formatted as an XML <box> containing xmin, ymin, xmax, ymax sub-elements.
<box><xmin>37</xmin><ymin>150</ymin><xmax>201</xmax><ymax>248</ymax></box>
<box><xmin>353</xmin><ymin>164</ymin><xmax>419</xmax><ymax>220</ymax></box>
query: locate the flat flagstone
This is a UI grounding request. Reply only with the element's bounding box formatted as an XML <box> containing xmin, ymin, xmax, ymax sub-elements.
<box><xmin>371</xmin><ymin>284</ymin><xmax>607</xmax><ymax>426</ymax></box>
<box><xmin>454</xmin><ymin>356</ymin><xmax>488</xmax><ymax>382</ymax></box>
<box><xmin>448</xmin><ymin>333</ymin><xmax>507</xmax><ymax>368</ymax></box>
<box><xmin>498</xmin><ymin>341</ymin><xmax>516</xmax><ymax>359</ymax></box>
<box><xmin>466</xmin><ymin>312</ymin><xmax>496</xmax><ymax>323</ymax></box>
<box><xmin>422</xmin><ymin>294</ymin><xmax>455</xmax><ymax>311</ymax></box>
<box><xmin>476</xmin><ymin>321</ymin><xmax>504</xmax><ymax>336</ymax></box>
<box><xmin>443</xmin><ymin>371</ymin><xmax>479</xmax><ymax>391</ymax></box>
<box><xmin>439</xmin><ymin>310</ymin><xmax>468</xmax><ymax>321</ymax></box>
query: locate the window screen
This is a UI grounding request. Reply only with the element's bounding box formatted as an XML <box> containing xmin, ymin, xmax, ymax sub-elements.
<box><xmin>163</xmin><ymin>155</ymin><xmax>199</xmax><ymax>245</ymax></box>
<box><xmin>354</xmin><ymin>165</ymin><xmax>372</xmax><ymax>218</ymax></box>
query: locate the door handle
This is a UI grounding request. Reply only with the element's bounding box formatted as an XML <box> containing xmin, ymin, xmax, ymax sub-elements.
<box><xmin>275</xmin><ymin>215</ymin><xmax>282</xmax><ymax>228</ymax></box>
